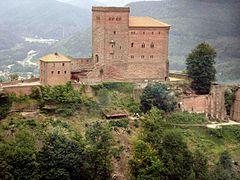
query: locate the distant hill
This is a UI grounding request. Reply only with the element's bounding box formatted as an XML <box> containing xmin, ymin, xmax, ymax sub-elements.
<box><xmin>57</xmin><ymin>0</ymin><xmax>104</xmax><ymax>9</ymax></box>
<box><xmin>0</xmin><ymin>0</ymin><xmax>91</xmax><ymax>40</ymax></box>
<box><xmin>127</xmin><ymin>0</ymin><xmax>240</xmax><ymax>83</ymax></box>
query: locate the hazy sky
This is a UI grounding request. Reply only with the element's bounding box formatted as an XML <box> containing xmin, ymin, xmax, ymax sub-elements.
<box><xmin>96</xmin><ymin>0</ymin><xmax>160</xmax><ymax>6</ymax></box>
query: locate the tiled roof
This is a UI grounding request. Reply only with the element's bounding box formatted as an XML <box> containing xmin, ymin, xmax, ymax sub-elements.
<box><xmin>40</xmin><ymin>53</ymin><xmax>71</xmax><ymax>62</ymax></box>
<box><xmin>129</xmin><ymin>16</ymin><xmax>170</xmax><ymax>27</ymax></box>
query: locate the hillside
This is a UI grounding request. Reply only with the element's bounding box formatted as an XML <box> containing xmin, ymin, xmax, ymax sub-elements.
<box><xmin>0</xmin><ymin>82</ymin><xmax>240</xmax><ymax>179</ymax></box>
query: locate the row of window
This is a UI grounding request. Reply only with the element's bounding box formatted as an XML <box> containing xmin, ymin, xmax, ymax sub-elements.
<box><xmin>130</xmin><ymin>55</ymin><xmax>154</xmax><ymax>59</ymax></box>
<box><xmin>131</xmin><ymin>31</ymin><xmax>161</xmax><ymax>35</ymax></box>
<box><xmin>109</xmin><ymin>16</ymin><xmax>122</xmax><ymax>21</ymax></box>
<box><xmin>52</xmin><ymin>63</ymin><xmax>65</xmax><ymax>67</ymax></box>
<box><xmin>131</xmin><ymin>42</ymin><xmax>155</xmax><ymax>48</ymax></box>
<box><xmin>51</xmin><ymin>71</ymin><xmax>67</xmax><ymax>75</ymax></box>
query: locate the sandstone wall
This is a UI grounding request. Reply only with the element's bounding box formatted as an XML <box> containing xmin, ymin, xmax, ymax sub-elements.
<box><xmin>232</xmin><ymin>88</ymin><xmax>240</xmax><ymax>122</ymax></box>
<box><xmin>3</xmin><ymin>85</ymin><xmax>40</xmax><ymax>96</ymax></box>
<box><xmin>40</xmin><ymin>61</ymin><xmax>71</xmax><ymax>86</ymax></box>
<box><xmin>128</xmin><ymin>27</ymin><xmax>169</xmax><ymax>81</ymax></box>
<box><xmin>179</xmin><ymin>95</ymin><xmax>209</xmax><ymax>114</ymax></box>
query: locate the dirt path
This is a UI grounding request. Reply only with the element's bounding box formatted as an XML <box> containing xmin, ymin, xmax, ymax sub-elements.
<box><xmin>206</xmin><ymin>120</ymin><xmax>240</xmax><ymax>129</ymax></box>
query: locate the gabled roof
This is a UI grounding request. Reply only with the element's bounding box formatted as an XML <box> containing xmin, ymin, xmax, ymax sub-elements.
<box><xmin>40</xmin><ymin>53</ymin><xmax>71</xmax><ymax>62</ymax></box>
<box><xmin>129</xmin><ymin>16</ymin><xmax>171</xmax><ymax>28</ymax></box>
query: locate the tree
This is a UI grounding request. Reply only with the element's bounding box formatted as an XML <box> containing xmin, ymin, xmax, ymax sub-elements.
<box><xmin>140</xmin><ymin>84</ymin><xmax>177</xmax><ymax>113</ymax></box>
<box><xmin>38</xmin><ymin>133</ymin><xmax>86</xmax><ymax>180</ymax></box>
<box><xmin>161</xmin><ymin>130</ymin><xmax>194</xmax><ymax>179</ymax></box>
<box><xmin>193</xmin><ymin>150</ymin><xmax>209</xmax><ymax>180</ymax></box>
<box><xmin>9</xmin><ymin>74</ymin><xmax>19</xmax><ymax>81</ymax></box>
<box><xmin>84</xmin><ymin>122</ymin><xmax>116</xmax><ymax>180</ymax></box>
<box><xmin>0</xmin><ymin>93</ymin><xmax>11</xmax><ymax>119</ymax></box>
<box><xmin>186</xmin><ymin>42</ymin><xmax>216</xmax><ymax>94</ymax></box>
<box><xmin>211</xmin><ymin>151</ymin><xmax>237</xmax><ymax>180</ymax></box>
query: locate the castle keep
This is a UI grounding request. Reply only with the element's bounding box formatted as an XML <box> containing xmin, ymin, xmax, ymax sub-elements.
<box><xmin>39</xmin><ymin>7</ymin><xmax>171</xmax><ymax>85</ymax></box>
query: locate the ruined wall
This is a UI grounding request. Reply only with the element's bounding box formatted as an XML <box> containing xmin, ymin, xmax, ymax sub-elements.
<box><xmin>128</xmin><ymin>27</ymin><xmax>169</xmax><ymax>81</ymax></box>
<box><xmin>232</xmin><ymin>88</ymin><xmax>240</xmax><ymax>122</ymax></box>
<box><xmin>179</xmin><ymin>95</ymin><xmax>209</xmax><ymax>114</ymax></box>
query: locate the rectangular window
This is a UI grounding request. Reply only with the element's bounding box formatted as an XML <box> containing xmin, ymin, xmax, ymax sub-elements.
<box><xmin>62</xmin><ymin>63</ymin><xmax>65</xmax><ymax>66</ymax></box>
<box><xmin>64</xmin><ymin>71</ymin><xmax>67</xmax><ymax>74</ymax></box>
<box><xmin>131</xmin><ymin>55</ymin><xmax>134</xmax><ymax>59</ymax></box>
<box><xmin>141</xmin><ymin>55</ymin><xmax>145</xmax><ymax>59</ymax></box>
<box><xmin>58</xmin><ymin>71</ymin><xmax>60</xmax><ymax>74</ymax></box>
<box><xmin>51</xmin><ymin>71</ymin><xmax>54</xmax><ymax>74</ymax></box>
<box><xmin>150</xmin><ymin>55</ymin><xmax>154</xmax><ymax>59</ymax></box>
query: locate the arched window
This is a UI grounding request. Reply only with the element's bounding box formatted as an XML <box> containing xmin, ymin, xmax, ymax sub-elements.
<box><xmin>96</xmin><ymin>54</ymin><xmax>99</xmax><ymax>63</ymax></box>
<box><xmin>150</xmin><ymin>42</ymin><xmax>154</xmax><ymax>48</ymax></box>
<box><xmin>141</xmin><ymin>43</ymin><xmax>145</xmax><ymax>48</ymax></box>
<box><xmin>131</xmin><ymin>43</ymin><xmax>134</xmax><ymax>47</ymax></box>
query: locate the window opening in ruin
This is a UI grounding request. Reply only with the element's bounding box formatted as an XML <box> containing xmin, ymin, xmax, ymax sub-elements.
<box><xmin>51</xmin><ymin>71</ymin><xmax>54</xmax><ymax>74</ymax></box>
<box><xmin>150</xmin><ymin>55</ymin><xmax>154</xmax><ymax>59</ymax></box>
<box><xmin>141</xmin><ymin>55</ymin><xmax>145</xmax><ymax>59</ymax></box>
<box><xmin>150</xmin><ymin>42</ymin><xmax>154</xmax><ymax>48</ymax></box>
<box><xmin>224</xmin><ymin>89</ymin><xmax>234</xmax><ymax>116</ymax></box>
<box><xmin>159</xmin><ymin>32</ymin><xmax>161</xmax><ymax>35</ymax></box>
<box><xmin>152</xmin><ymin>32</ymin><xmax>154</xmax><ymax>35</ymax></box>
<box><xmin>143</xmin><ymin>32</ymin><xmax>145</xmax><ymax>34</ymax></box>
<box><xmin>131</xmin><ymin>55</ymin><xmax>134</xmax><ymax>59</ymax></box>
<box><xmin>64</xmin><ymin>71</ymin><xmax>67</xmax><ymax>74</ymax></box>
<box><xmin>62</xmin><ymin>63</ymin><xmax>65</xmax><ymax>66</ymax></box>
<box><xmin>58</xmin><ymin>71</ymin><xmax>60</xmax><ymax>74</ymax></box>
<box><xmin>112</xmin><ymin>45</ymin><xmax>114</xmax><ymax>48</ymax></box>
<box><xmin>120</xmin><ymin>46</ymin><xmax>122</xmax><ymax>49</ymax></box>
<box><xmin>109</xmin><ymin>17</ymin><xmax>111</xmax><ymax>21</ymax></box>
<box><xmin>114</xmin><ymin>31</ymin><xmax>116</xmax><ymax>34</ymax></box>
<box><xmin>141</xmin><ymin>43</ymin><xmax>145</xmax><ymax>48</ymax></box>
<box><xmin>96</xmin><ymin>54</ymin><xmax>99</xmax><ymax>63</ymax></box>
<box><xmin>131</xmin><ymin>43</ymin><xmax>134</xmax><ymax>47</ymax></box>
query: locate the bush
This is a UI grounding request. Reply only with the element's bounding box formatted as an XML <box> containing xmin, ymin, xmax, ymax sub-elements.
<box><xmin>168</xmin><ymin>112</ymin><xmax>206</xmax><ymax>124</ymax></box>
<box><xmin>109</xmin><ymin>119</ymin><xmax>129</xmax><ymax>128</ymax></box>
<box><xmin>140</xmin><ymin>83</ymin><xmax>177</xmax><ymax>113</ymax></box>
<box><xmin>208</xmin><ymin>128</ymin><xmax>224</xmax><ymax>138</ymax></box>
<box><xmin>91</xmin><ymin>82</ymin><xmax>134</xmax><ymax>94</ymax></box>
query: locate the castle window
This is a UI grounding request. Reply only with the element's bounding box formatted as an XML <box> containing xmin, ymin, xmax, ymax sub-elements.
<box><xmin>150</xmin><ymin>42</ymin><xmax>154</xmax><ymax>48</ymax></box>
<box><xmin>120</xmin><ymin>46</ymin><xmax>122</xmax><ymax>49</ymax></box>
<box><xmin>131</xmin><ymin>43</ymin><xmax>134</xmax><ymax>47</ymax></box>
<box><xmin>51</xmin><ymin>71</ymin><xmax>54</xmax><ymax>74</ymax></box>
<box><xmin>141</xmin><ymin>55</ymin><xmax>145</xmax><ymax>59</ymax></box>
<box><xmin>64</xmin><ymin>71</ymin><xmax>67</xmax><ymax>74</ymax></box>
<box><xmin>62</xmin><ymin>63</ymin><xmax>65</xmax><ymax>66</ymax></box>
<box><xmin>152</xmin><ymin>32</ymin><xmax>154</xmax><ymax>35</ymax></box>
<box><xmin>143</xmin><ymin>32</ymin><xmax>145</xmax><ymax>35</ymax></box>
<box><xmin>112</xmin><ymin>17</ymin><xmax>115</xmax><ymax>21</ymax></box>
<box><xmin>141</xmin><ymin>43</ymin><xmax>145</xmax><ymax>48</ymax></box>
<box><xmin>131</xmin><ymin>32</ymin><xmax>135</xmax><ymax>35</ymax></box>
<box><xmin>119</xmin><ymin>17</ymin><xmax>122</xmax><ymax>21</ymax></box>
<box><xmin>58</xmin><ymin>71</ymin><xmax>60</xmax><ymax>74</ymax></box>
<box><xmin>150</xmin><ymin>55</ymin><xmax>154</xmax><ymax>59</ymax></box>
<box><xmin>113</xmin><ymin>31</ymin><xmax>116</xmax><ymax>34</ymax></box>
<box><xmin>109</xmin><ymin>17</ymin><xmax>111</xmax><ymax>21</ymax></box>
<box><xmin>159</xmin><ymin>32</ymin><xmax>161</xmax><ymax>35</ymax></box>
<box><xmin>131</xmin><ymin>55</ymin><xmax>134</xmax><ymax>59</ymax></box>
<box><xmin>112</xmin><ymin>45</ymin><xmax>114</xmax><ymax>48</ymax></box>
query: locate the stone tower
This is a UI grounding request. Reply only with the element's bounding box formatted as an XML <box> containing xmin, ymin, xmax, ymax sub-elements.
<box><xmin>40</xmin><ymin>53</ymin><xmax>71</xmax><ymax>86</ymax></box>
<box><xmin>92</xmin><ymin>7</ymin><xmax>130</xmax><ymax>81</ymax></box>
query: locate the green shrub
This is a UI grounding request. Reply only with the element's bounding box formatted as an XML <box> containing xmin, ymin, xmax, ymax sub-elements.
<box><xmin>208</xmin><ymin>128</ymin><xmax>224</xmax><ymax>138</ymax></box>
<box><xmin>168</xmin><ymin>112</ymin><xmax>206</xmax><ymax>124</ymax></box>
<box><xmin>109</xmin><ymin>119</ymin><xmax>129</xmax><ymax>128</ymax></box>
<box><xmin>91</xmin><ymin>82</ymin><xmax>134</xmax><ymax>94</ymax></box>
